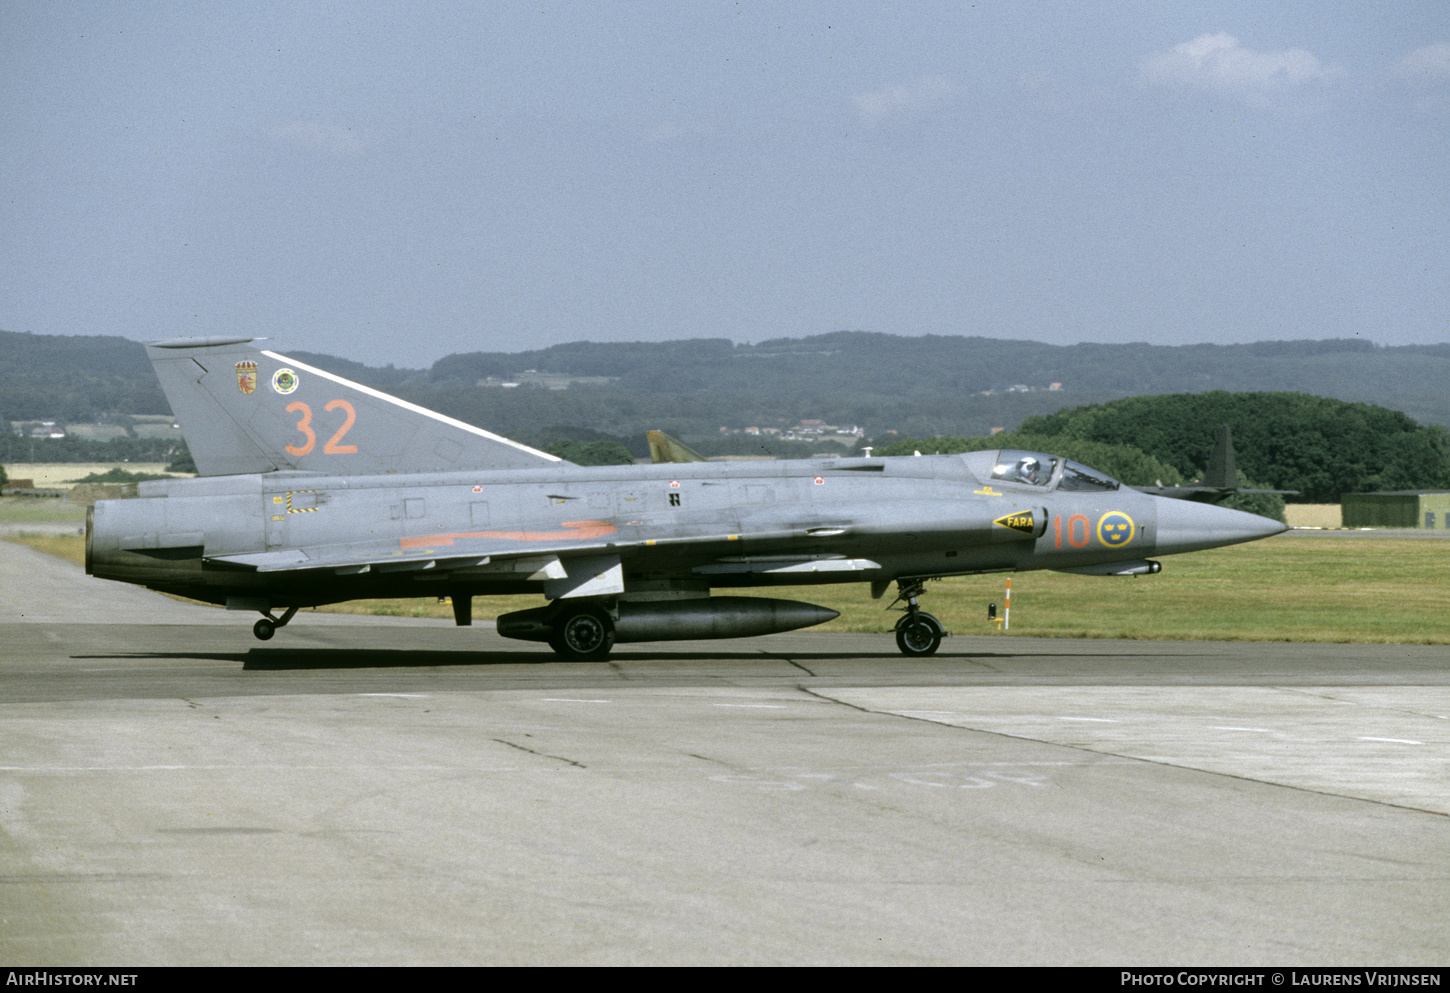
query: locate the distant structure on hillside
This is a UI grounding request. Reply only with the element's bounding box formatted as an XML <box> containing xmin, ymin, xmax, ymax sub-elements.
<box><xmin>12</xmin><ymin>420</ymin><xmax>66</xmax><ymax>439</ymax></box>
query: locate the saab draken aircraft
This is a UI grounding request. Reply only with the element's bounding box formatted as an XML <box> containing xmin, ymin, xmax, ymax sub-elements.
<box><xmin>86</xmin><ymin>338</ymin><xmax>1288</xmax><ymax>658</ymax></box>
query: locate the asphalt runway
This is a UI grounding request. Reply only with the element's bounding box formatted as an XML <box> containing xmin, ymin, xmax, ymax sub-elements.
<box><xmin>2</xmin><ymin>540</ymin><xmax>1447</xmax><ymax>966</ymax></box>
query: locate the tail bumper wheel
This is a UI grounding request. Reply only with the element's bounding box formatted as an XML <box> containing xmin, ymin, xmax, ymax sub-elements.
<box><xmin>251</xmin><ymin>605</ymin><xmax>299</xmax><ymax>642</ymax></box>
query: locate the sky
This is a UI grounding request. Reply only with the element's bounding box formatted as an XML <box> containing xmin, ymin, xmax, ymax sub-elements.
<box><xmin>3</xmin><ymin>1</ymin><xmax>1448</xmax><ymax>368</ymax></box>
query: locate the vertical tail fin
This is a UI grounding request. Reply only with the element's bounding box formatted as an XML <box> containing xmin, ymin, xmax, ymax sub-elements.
<box><xmin>148</xmin><ymin>337</ymin><xmax>562</xmax><ymax>476</ymax></box>
<box><xmin>647</xmin><ymin>429</ymin><xmax>707</xmax><ymax>464</ymax></box>
<box><xmin>1201</xmin><ymin>425</ymin><xmax>1237</xmax><ymax>490</ymax></box>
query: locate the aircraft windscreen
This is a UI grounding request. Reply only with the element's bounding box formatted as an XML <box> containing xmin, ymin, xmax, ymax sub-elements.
<box><xmin>989</xmin><ymin>451</ymin><xmax>1058</xmax><ymax>488</ymax></box>
<box><xmin>1056</xmin><ymin>459</ymin><xmax>1120</xmax><ymax>492</ymax></box>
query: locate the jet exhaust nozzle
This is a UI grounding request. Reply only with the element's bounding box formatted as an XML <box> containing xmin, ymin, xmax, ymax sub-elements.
<box><xmin>497</xmin><ymin>596</ymin><xmax>839</xmax><ymax>644</ymax></box>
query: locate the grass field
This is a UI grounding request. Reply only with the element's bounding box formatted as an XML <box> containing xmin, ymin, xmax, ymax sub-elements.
<box><xmin>1283</xmin><ymin>504</ymin><xmax>1341</xmax><ymax>529</ymax></box>
<box><xmin>5</xmin><ymin>496</ymin><xmax>1445</xmax><ymax>644</ymax></box>
<box><xmin>3</xmin><ymin>463</ymin><xmax>181</xmax><ymax>487</ymax></box>
<box><xmin>0</xmin><ymin>498</ymin><xmax>88</xmax><ymax>525</ymax></box>
<box><xmin>294</xmin><ymin>537</ymin><xmax>1450</xmax><ymax>644</ymax></box>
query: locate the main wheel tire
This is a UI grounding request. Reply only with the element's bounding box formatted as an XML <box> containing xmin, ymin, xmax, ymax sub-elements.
<box><xmin>894</xmin><ymin>613</ymin><xmax>942</xmax><ymax>656</ymax></box>
<box><xmin>550</xmin><ymin>606</ymin><xmax>615</xmax><ymax>660</ymax></box>
<box><xmin>253</xmin><ymin>618</ymin><xmax>276</xmax><ymax>641</ymax></box>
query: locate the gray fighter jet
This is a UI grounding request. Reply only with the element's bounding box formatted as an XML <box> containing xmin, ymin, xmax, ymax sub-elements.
<box><xmin>86</xmin><ymin>338</ymin><xmax>1288</xmax><ymax>658</ymax></box>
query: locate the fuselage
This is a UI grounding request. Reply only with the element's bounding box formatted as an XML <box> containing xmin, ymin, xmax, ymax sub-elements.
<box><xmin>86</xmin><ymin>450</ymin><xmax>1280</xmax><ymax>611</ymax></box>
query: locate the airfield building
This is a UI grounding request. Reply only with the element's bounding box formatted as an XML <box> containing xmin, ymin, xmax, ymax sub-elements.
<box><xmin>1341</xmin><ymin>490</ymin><xmax>1450</xmax><ymax>529</ymax></box>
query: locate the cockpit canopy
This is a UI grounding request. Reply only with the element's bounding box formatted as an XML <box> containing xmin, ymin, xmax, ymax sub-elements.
<box><xmin>971</xmin><ymin>449</ymin><xmax>1120</xmax><ymax>492</ymax></box>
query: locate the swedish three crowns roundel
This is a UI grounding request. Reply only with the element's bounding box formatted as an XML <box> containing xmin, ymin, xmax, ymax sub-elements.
<box><xmin>1098</xmin><ymin>511</ymin><xmax>1135</xmax><ymax>547</ymax></box>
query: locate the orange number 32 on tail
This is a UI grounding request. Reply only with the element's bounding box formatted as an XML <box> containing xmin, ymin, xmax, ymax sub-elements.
<box><xmin>285</xmin><ymin>400</ymin><xmax>358</xmax><ymax>457</ymax></box>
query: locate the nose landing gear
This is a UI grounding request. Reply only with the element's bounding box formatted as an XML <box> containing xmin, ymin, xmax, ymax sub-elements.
<box><xmin>890</xmin><ymin>579</ymin><xmax>944</xmax><ymax>656</ymax></box>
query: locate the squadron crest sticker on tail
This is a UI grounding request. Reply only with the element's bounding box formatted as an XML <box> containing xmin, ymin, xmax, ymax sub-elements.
<box><xmin>235</xmin><ymin>360</ymin><xmax>258</xmax><ymax>395</ymax></box>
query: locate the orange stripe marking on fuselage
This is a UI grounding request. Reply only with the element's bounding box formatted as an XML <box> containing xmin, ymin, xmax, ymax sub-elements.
<box><xmin>399</xmin><ymin>520</ymin><xmax>618</xmax><ymax>549</ymax></box>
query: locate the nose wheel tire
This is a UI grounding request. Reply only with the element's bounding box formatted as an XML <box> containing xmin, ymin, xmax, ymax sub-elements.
<box><xmin>895</xmin><ymin>612</ymin><xmax>943</xmax><ymax>656</ymax></box>
<box><xmin>549</xmin><ymin>606</ymin><xmax>616</xmax><ymax>660</ymax></box>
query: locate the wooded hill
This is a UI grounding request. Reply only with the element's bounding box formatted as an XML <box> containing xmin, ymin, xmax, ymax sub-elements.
<box><xmin>5</xmin><ymin>329</ymin><xmax>1450</xmax><ymax>501</ymax></box>
<box><xmin>878</xmin><ymin>392</ymin><xmax>1450</xmax><ymax>514</ymax></box>
<box><xmin>419</xmin><ymin>333</ymin><xmax>1450</xmax><ymax>440</ymax></box>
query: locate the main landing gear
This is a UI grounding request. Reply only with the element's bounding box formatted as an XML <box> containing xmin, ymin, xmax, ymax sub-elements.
<box><xmin>548</xmin><ymin>603</ymin><xmax>615</xmax><ymax>661</ymax></box>
<box><xmin>891</xmin><ymin>579</ymin><xmax>944</xmax><ymax>656</ymax></box>
<box><xmin>252</xmin><ymin>606</ymin><xmax>298</xmax><ymax>641</ymax></box>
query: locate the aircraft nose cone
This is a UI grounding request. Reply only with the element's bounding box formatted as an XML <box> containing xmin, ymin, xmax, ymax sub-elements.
<box><xmin>1152</xmin><ymin>498</ymin><xmax>1288</xmax><ymax>555</ymax></box>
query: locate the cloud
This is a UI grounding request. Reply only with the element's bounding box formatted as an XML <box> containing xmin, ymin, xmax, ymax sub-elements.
<box><xmin>1139</xmin><ymin>33</ymin><xmax>1340</xmax><ymax>106</ymax></box>
<box><xmin>1397</xmin><ymin>43</ymin><xmax>1450</xmax><ymax>83</ymax></box>
<box><xmin>853</xmin><ymin>75</ymin><xmax>956</xmax><ymax>124</ymax></box>
<box><xmin>270</xmin><ymin>120</ymin><xmax>372</xmax><ymax>155</ymax></box>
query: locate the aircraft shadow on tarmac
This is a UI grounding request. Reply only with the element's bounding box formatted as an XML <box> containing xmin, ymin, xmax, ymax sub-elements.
<box><xmin>66</xmin><ymin>645</ymin><xmax>1184</xmax><ymax>672</ymax></box>
<box><xmin>70</xmin><ymin>649</ymin><xmax>569</xmax><ymax>670</ymax></box>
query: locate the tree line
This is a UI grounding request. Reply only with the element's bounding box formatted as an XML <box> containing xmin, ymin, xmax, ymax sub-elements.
<box><xmin>6</xmin><ymin>330</ymin><xmax>1450</xmax><ymax>501</ymax></box>
<box><xmin>876</xmin><ymin>392</ymin><xmax>1450</xmax><ymax>505</ymax></box>
<box><xmin>0</xmin><ymin>433</ymin><xmax>189</xmax><ymax>467</ymax></box>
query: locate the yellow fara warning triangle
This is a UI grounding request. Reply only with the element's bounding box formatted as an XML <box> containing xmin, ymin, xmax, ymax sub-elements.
<box><xmin>994</xmin><ymin>510</ymin><xmax>1036</xmax><ymax>534</ymax></box>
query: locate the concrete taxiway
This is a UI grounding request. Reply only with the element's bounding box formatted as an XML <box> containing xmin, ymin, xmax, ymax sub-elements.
<box><xmin>1</xmin><ymin>540</ymin><xmax>1446</xmax><ymax>966</ymax></box>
